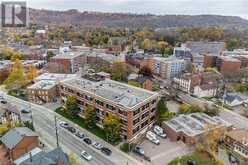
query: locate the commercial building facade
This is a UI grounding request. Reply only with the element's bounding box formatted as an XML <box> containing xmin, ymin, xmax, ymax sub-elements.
<box><xmin>59</xmin><ymin>77</ymin><xmax>159</xmax><ymax>142</ymax></box>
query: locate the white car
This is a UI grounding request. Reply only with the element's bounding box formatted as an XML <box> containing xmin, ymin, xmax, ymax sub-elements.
<box><xmin>59</xmin><ymin>121</ymin><xmax>69</xmax><ymax>129</ymax></box>
<box><xmin>92</xmin><ymin>142</ymin><xmax>103</xmax><ymax>150</ymax></box>
<box><xmin>153</xmin><ymin>125</ymin><xmax>167</xmax><ymax>138</ymax></box>
<box><xmin>146</xmin><ymin>131</ymin><xmax>160</xmax><ymax>145</ymax></box>
<box><xmin>81</xmin><ymin>150</ymin><xmax>92</xmax><ymax>161</ymax></box>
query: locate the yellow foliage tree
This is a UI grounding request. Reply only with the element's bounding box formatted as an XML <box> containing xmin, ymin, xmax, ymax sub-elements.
<box><xmin>26</xmin><ymin>64</ymin><xmax>38</xmax><ymax>81</ymax></box>
<box><xmin>4</xmin><ymin>59</ymin><xmax>27</xmax><ymax>90</ymax></box>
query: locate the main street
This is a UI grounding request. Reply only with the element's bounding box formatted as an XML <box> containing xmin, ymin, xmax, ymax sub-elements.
<box><xmin>2</xmin><ymin>92</ymin><xmax>141</xmax><ymax>165</ymax></box>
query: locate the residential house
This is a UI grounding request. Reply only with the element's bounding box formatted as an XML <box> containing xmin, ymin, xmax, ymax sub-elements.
<box><xmin>0</xmin><ymin>102</ymin><xmax>21</xmax><ymax>124</ymax></box>
<box><xmin>14</xmin><ymin>147</ymin><xmax>69</xmax><ymax>165</ymax></box>
<box><xmin>174</xmin><ymin>72</ymin><xmax>219</xmax><ymax>98</ymax></box>
<box><xmin>1</xmin><ymin>127</ymin><xmax>39</xmax><ymax>161</ymax></box>
<box><xmin>223</xmin><ymin>93</ymin><xmax>248</xmax><ymax>107</ymax></box>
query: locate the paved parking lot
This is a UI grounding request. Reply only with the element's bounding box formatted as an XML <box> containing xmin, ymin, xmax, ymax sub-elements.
<box><xmin>131</xmin><ymin>135</ymin><xmax>193</xmax><ymax>165</ymax></box>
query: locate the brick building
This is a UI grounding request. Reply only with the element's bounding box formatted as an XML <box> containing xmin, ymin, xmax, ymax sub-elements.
<box><xmin>204</xmin><ymin>55</ymin><xmax>241</xmax><ymax>74</ymax></box>
<box><xmin>174</xmin><ymin>72</ymin><xmax>219</xmax><ymax>98</ymax></box>
<box><xmin>59</xmin><ymin>77</ymin><xmax>159</xmax><ymax>142</ymax></box>
<box><xmin>48</xmin><ymin>52</ymin><xmax>85</xmax><ymax>73</ymax></box>
<box><xmin>27</xmin><ymin>73</ymin><xmax>76</xmax><ymax>104</ymax></box>
<box><xmin>162</xmin><ymin>113</ymin><xmax>231</xmax><ymax>145</ymax></box>
<box><xmin>224</xmin><ymin>129</ymin><xmax>248</xmax><ymax>165</ymax></box>
<box><xmin>1</xmin><ymin>127</ymin><xmax>39</xmax><ymax>161</ymax></box>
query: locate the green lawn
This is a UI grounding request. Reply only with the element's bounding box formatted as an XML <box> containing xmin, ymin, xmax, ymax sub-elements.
<box><xmin>168</xmin><ymin>152</ymin><xmax>214</xmax><ymax>165</ymax></box>
<box><xmin>55</xmin><ymin>108</ymin><xmax>107</xmax><ymax>141</ymax></box>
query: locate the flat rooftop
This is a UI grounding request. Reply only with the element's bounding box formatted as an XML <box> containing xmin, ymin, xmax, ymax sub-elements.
<box><xmin>52</xmin><ymin>51</ymin><xmax>83</xmax><ymax>59</ymax></box>
<box><xmin>61</xmin><ymin>77</ymin><xmax>158</xmax><ymax>109</ymax></box>
<box><xmin>165</xmin><ymin>113</ymin><xmax>231</xmax><ymax>137</ymax></box>
<box><xmin>34</xmin><ymin>73</ymin><xmax>77</xmax><ymax>82</ymax></box>
<box><xmin>28</xmin><ymin>80</ymin><xmax>56</xmax><ymax>90</ymax></box>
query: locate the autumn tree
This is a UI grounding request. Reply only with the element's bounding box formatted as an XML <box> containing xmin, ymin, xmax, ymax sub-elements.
<box><xmin>68</xmin><ymin>153</ymin><xmax>80</xmax><ymax>165</ymax></box>
<box><xmin>0</xmin><ymin>68</ymin><xmax>10</xmax><ymax>84</ymax></box>
<box><xmin>65</xmin><ymin>96</ymin><xmax>80</xmax><ymax>117</ymax></box>
<box><xmin>156</xmin><ymin>97</ymin><xmax>174</xmax><ymax>125</ymax></box>
<box><xmin>158</xmin><ymin>41</ymin><xmax>169</xmax><ymax>55</ymax></box>
<box><xmin>141</xmin><ymin>39</ymin><xmax>152</xmax><ymax>52</ymax></box>
<box><xmin>138</xmin><ymin>66</ymin><xmax>152</xmax><ymax>77</ymax></box>
<box><xmin>103</xmin><ymin>114</ymin><xmax>121</xmax><ymax>144</ymax></box>
<box><xmin>26</xmin><ymin>64</ymin><xmax>38</xmax><ymax>81</ymax></box>
<box><xmin>4</xmin><ymin>59</ymin><xmax>27</xmax><ymax>90</ymax></box>
<box><xmin>84</xmin><ymin>105</ymin><xmax>97</xmax><ymax>128</ymax></box>
<box><xmin>111</xmin><ymin>62</ymin><xmax>131</xmax><ymax>81</ymax></box>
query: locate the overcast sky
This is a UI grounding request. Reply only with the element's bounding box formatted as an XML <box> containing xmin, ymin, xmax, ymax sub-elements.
<box><xmin>23</xmin><ymin>0</ymin><xmax>248</xmax><ymax>19</ymax></box>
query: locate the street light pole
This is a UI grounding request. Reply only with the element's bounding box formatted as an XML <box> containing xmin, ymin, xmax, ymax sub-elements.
<box><xmin>54</xmin><ymin>116</ymin><xmax>59</xmax><ymax>147</ymax></box>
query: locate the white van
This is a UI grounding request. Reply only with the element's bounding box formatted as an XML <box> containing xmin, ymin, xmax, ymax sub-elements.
<box><xmin>146</xmin><ymin>131</ymin><xmax>160</xmax><ymax>145</ymax></box>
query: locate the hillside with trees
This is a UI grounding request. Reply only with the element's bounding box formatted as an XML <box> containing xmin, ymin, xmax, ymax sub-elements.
<box><xmin>30</xmin><ymin>9</ymin><xmax>248</xmax><ymax>30</ymax></box>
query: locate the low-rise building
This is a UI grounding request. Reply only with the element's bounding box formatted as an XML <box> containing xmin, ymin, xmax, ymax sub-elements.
<box><xmin>174</xmin><ymin>72</ymin><xmax>219</xmax><ymax>98</ymax></box>
<box><xmin>59</xmin><ymin>77</ymin><xmax>159</xmax><ymax>142</ymax></box>
<box><xmin>180</xmin><ymin>41</ymin><xmax>226</xmax><ymax>68</ymax></box>
<box><xmin>223</xmin><ymin>93</ymin><xmax>248</xmax><ymax>107</ymax></box>
<box><xmin>162</xmin><ymin>113</ymin><xmax>231</xmax><ymax>145</ymax></box>
<box><xmin>224</xmin><ymin>129</ymin><xmax>248</xmax><ymax>165</ymax></box>
<box><xmin>48</xmin><ymin>52</ymin><xmax>84</xmax><ymax>73</ymax></box>
<box><xmin>27</xmin><ymin>73</ymin><xmax>76</xmax><ymax>104</ymax></box>
<box><xmin>14</xmin><ymin>147</ymin><xmax>69</xmax><ymax>165</ymax></box>
<box><xmin>204</xmin><ymin>55</ymin><xmax>241</xmax><ymax>74</ymax></box>
<box><xmin>0</xmin><ymin>101</ymin><xmax>21</xmax><ymax>124</ymax></box>
<box><xmin>1</xmin><ymin>127</ymin><xmax>39</xmax><ymax>161</ymax></box>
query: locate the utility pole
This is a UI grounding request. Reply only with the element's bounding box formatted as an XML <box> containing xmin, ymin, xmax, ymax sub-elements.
<box><xmin>54</xmin><ymin>116</ymin><xmax>59</xmax><ymax>147</ymax></box>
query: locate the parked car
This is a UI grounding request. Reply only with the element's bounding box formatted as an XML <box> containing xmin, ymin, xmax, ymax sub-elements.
<box><xmin>153</xmin><ymin>125</ymin><xmax>167</xmax><ymax>138</ymax></box>
<box><xmin>59</xmin><ymin>121</ymin><xmax>69</xmax><ymax>129</ymax></box>
<box><xmin>133</xmin><ymin>146</ymin><xmax>145</xmax><ymax>156</ymax></box>
<box><xmin>146</xmin><ymin>131</ymin><xmax>159</xmax><ymax>145</ymax></box>
<box><xmin>83</xmin><ymin>138</ymin><xmax>92</xmax><ymax>145</ymax></box>
<box><xmin>187</xmin><ymin>160</ymin><xmax>197</xmax><ymax>165</ymax></box>
<box><xmin>0</xmin><ymin>100</ymin><xmax>7</xmax><ymax>104</ymax></box>
<box><xmin>81</xmin><ymin>150</ymin><xmax>92</xmax><ymax>161</ymax></box>
<box><xmin>75</xmin><ymin>132</ymin><xmax>85</xmax><ymax>139</ymax></box>
<box><xmin>92</xmin><ymin>142</ymin><xmax>103</xmax><ymax>150</ymax></box>
<box><xmin>67</xmin><ymin>127</ymin><xmax>76</xmax><ymax>134</ymax></box>
<box><xmin>101</xmin><ymin>147</ymin><xmax>112</xmax><ymax>156</ymax></box>
<box><xmin>21</xmin><ymin>109</ymin><xmax>31</xmax><ymax>114</ymax></box>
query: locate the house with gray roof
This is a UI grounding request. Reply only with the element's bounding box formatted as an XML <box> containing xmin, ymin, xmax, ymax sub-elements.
<box><xmin>223</xmin><ymin>92</ymin><xmax>248</xmax><ymax>107</ymax></box>
<box><xmin>1</xmin><ymin>127</ymin><xmax>39</xmax><ymax>161</ymax></box>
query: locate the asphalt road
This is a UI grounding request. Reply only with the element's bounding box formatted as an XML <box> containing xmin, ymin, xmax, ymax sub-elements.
<box><xmin>2</xmin><ymin>93</ymin><xmax>140</xmax><ymax>165</ymax></box>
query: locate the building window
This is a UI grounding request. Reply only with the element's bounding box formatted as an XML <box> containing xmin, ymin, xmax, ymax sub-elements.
<box><xmin>133</xmin><ymin>109</ymin><xmax>140</xmax><ymax>116</ymax></box>
<box><xmin>141</xmin><ymin>111</ymin><xmax>149</xmax><ymax>119</ymax></box>
<box><xmin>141</xmin><ymin>120</ymin><xmax>149</xmax><ymax>128</ymax></box>
<box><xmin>96</xmin><ymin>100</ymin><xmax>104</xmax><ymax>106</ymax></box>
<box><xmin>118</xmin><ymin>109</ymin><xmax>127</xmax><ymax>116</ymax></box>
<box><xmin>85</xmin><ymin>95</ymin><xmax>93</xmax><ymax>101</ymax></box>
<box><xmin>132</xmin><ymin>126</ymin><xmax>140</xmax><ymax>135</ymax></box>
<box><xmin>133</xmin><ymin>118</ymin><xmax>140</xmax><ymax>125</ymax></box>
<box><xmin>106</xmin><ymin>104</ymin><xmax>115</xmax><ymax>111</ymax></box>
